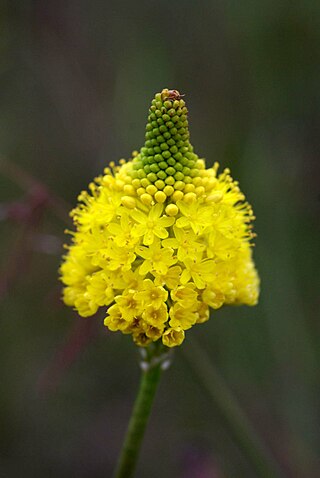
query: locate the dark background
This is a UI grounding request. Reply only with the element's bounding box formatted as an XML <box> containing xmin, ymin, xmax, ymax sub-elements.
<box><xmin>1</xmin><ymin>1</ymin><xmax>319</xmax><ymax>477</ymax></box>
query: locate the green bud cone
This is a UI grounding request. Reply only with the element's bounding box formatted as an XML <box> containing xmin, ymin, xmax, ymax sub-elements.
<box><xmin>130</xmin><ymin>89</ymin><xmax>200</xmax><ymax>192</ymax></box>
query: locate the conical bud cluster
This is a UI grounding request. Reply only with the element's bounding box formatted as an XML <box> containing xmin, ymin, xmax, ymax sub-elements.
<box><xmin>127</xmin><ymin>89</ymin><xmax>212</xmax><ymax>206</ymax></box>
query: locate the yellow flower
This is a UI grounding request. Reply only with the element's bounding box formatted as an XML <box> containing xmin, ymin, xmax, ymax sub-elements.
<box><xmin>137</xmin><ymin>279</ymin><xmax>168</xmax><ymax>309</ymax></box>
<box><xmin>162</xmin><ymin>226</ymin><xmax>205</xmax><ymax>262</ymax></box>
<box><xmin>74</xmin><ymin>292</ymin><xmax>98</xmax><ymax>318</ymax></box>
<box><xmin>171</xmin><ymin>284</ymin><xmax>198</xmax><ymax>309</ymax></box>
<box><xmin>60</xmin><ymin>88</ymin><xmax>259</xmax><ymax>348</ymax></box>
<box><xmin>115</xmin><ymin>291</ymin><xmax>143</xmax><ymax>321</ymax></box>
<box><xmin>195</xmin><ymin>302</ymin><xmax>210</xmax><ymax>324</ymax></box>
<box><xmin>104</xmin><ymin>304</ymin><xmax>131</xmax><ymax>332</ymax></box>
<box><xmin>169</xmin><ymin>303</ymin><xmax>198</xmax><ymax>330</ymax></box>
<box><xmin>136</xmin><ymin>240</ymin><xmax>177</xmax><ymax>276</ymax></box>
<box><xmin>86</xmin><ymin>271</ymin><xmax>114</xmax><ymax>307</ymax></box>
<box><xmin>131</xmin><ymin>203</ymin><xmax>175</xmax><ymax>245</ymax></box>
<box><xmin>154</xmin><ymin>265</ymin><xmax>182</xmax><ymax>289</ymax></box>
<box><xmin>202</xmin><ymin>288</ymin><xmax>226</xmax><ymax>310</ymax></box>
<box><xmin>107</xmin><ymin>243</ymin><xmax>136</xmax><ymax>271</ymax></box>
<box><xmin>142</xmin><ymin>321</ymin><xmax>164</xmax><ymax>341</ymax></box>
<box><xmin>176</xmin><ymin>201</ymin><xmax>213</xmax><ymax>234</ymax></box>
<box><xmin>142</xmin><ymin>303</ymin><xmax>168</xmax><ymax>327</ymax></box>
<box><xmin>133</xmin><ymin>331</ymin><xmax>153</xmax><ymax>347</ymax></box>
<box><xmin>180</xmin><ymin>258</ymin><xmax>216</xmax><ymax>289</ymax></box>
<box><xmin>108</xmin><ymin>210</ymin><xmax>138</xmax><ymax>248</ymax></box>
<box><xmin>162</xmin><ymin>327</ymin><xmax>185</xmax><ymax>347</ymax></box>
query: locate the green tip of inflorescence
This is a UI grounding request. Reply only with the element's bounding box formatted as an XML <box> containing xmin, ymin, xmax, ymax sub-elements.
<box><xmin>129</xmin><ymin>89</ymin><xmax>202</xmax><ymax>202</ymax></box>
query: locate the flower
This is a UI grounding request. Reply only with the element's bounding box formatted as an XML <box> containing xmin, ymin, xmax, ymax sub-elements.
<box><xmin>136</xmin><ymin>240</ymin><xmax>177</xmax><ymax>276</ymax></box>
<box><xmin>137</xmin><ymin>279</ymin><xmax>168</xmax><ymax>309</ymax></box>
<box><xmin>143</xmin><ymin>303</ymin><xmax>168</xmax><ymax>327</ymax></box>
<box><xmin>169</xmin><ymin>303</ymin><xmax>198</xmax><ymax>330</ymax></box>
<box><xmin>170</xmin><ymin>284</ymin><xmax>198</xmax><ymax>309</ymax></box>
<box><xmin>131</xmin><ymin>203</ymin><xmax>175</xmax><ymax>245</ymax></box>
<box><xmin>60</xmin><ymin>88</ymin><xmax>259</xmax><ymax>347</ymax></box>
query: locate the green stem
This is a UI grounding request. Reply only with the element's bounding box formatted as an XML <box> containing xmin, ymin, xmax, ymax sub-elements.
<box><xmin>113</xmin><ymin>347</ymin><xmax>165</xmax><ymax>478</ymax></box>
<box><xmin>182</xmin><ymin>337</ymin><xmax>283</xmax><ymax>478</ymax></box>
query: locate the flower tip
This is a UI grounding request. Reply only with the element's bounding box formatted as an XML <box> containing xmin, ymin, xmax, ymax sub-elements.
<box><xmin>160</xmin><ymin>88</ymin><xmax>185</xmax><ymax>102</ymax></box>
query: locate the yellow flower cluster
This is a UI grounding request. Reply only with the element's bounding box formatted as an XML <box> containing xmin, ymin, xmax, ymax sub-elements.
<box><xmin>60</xmin><ymin>89</ymin><xmax>259</xmax><ymax>347</ymax></box>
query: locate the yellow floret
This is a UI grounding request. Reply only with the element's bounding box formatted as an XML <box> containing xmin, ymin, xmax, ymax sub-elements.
<box><xmin>162</xmin><ymin>327</ymin><xmax>185</xmax><ymax>347</ymax></box>
<box><xmin>169</xmin><ymin>304</ymin><xmax>198</xmax><ymax>330</ymax></box>
<box><xmin>143</xmin><ymin>303</ymin><xmax>168</xmax><ymax>327</ymax></box>
<box><xmin>137</xmin><ymin>279</ymin><xmax>168</xmax><ymax>309</ymax></box>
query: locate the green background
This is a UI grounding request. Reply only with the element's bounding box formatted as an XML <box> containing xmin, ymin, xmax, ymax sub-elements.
<box><xmin>1</xmin><ymin>1</ymin><xmax>319</xmax><ymax>476</ymax></box>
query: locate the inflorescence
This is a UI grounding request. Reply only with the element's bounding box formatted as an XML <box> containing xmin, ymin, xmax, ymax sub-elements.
<box><xmin>60</xmin><ymin>89</ymin><xmax>259</xmax><ymax>347</ymax></box>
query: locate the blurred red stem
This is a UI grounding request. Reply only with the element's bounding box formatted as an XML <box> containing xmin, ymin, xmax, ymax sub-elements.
<box><xmin>0</xmin><ymin>156</ymin><xmax>71</xmax><ymax>226</ymax></box>
<box><xmin>37</xmin><ymin>317</ymin><xmax>100</xmax><ymax>396</ymax></box>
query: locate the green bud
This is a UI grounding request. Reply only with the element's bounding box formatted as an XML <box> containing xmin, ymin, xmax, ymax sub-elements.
<box><xmin>174</xmin><ymin>172</ymin><xmax>184</xmax><ymax>181</ymax></box>
<box><xmin>157</xmin><ymin>170</ymin><xmax>167</xmax><ymax>180</ymax></box>
<box><xmin>166</xmin><ymin>167</ymin><xmax>176</xmax><ymax>176</ymax></box>
<box><xmin>162</xmin><ymin>151</ymin><xmax>171</xmax><ymax>159</ymax></box>
<box><xmin>165</xmin><ymin>176</ymin><xmax>175</xmax><ymax>185</ymax></box>
<box><xmin>131</xmin><ymin>88</ymin><xmax>201</xmax><ymax>188</ymax></box>
<box><xmin>150</xmin><ymin>163</ymin><xmax>160</xmax><ymax>173</ymax></box>
<box><xmin>159</xmin><ymin>161</ymin><xmax>168</xmax><ymax>170</ymax></box>
<box><xmin>147</xmin><ymin>172</ymin><xmax>157</xmax><ymax>182</ymax></box>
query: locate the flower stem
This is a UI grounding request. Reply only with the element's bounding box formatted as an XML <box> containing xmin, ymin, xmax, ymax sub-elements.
<box><xmin>182</xmin><ymin>337</ymin><xmax>283</xmax><ymax>478</ymax></box>
<box><xmin>113</xmin><ymin>345</ymin><xmax>169</xmax><ymax>478</ymax></box>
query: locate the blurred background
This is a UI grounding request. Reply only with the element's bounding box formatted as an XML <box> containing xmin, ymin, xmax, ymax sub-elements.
<box><xmin>0</xmin><ymin>1</ymin><xmax>319</xmax><ymax>477</ymax></box>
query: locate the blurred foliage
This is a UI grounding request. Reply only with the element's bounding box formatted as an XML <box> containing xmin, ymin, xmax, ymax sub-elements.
<box><xmin>0</xmin><ymin>1</ymin><xmax>319</xmax><ymax>477</ymax></box>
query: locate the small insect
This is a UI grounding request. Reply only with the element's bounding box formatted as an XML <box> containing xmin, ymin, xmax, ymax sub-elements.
<box><xmin>167</xmin><ymin>90</ymin><xmax>185</xmax><ymax>101</ymax></box>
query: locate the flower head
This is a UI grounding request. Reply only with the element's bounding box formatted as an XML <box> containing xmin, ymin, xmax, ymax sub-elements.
<box><xmin>60</xmin><ymin>88</ymin><xmax>259</xmax><ymax>347</ymax></box>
